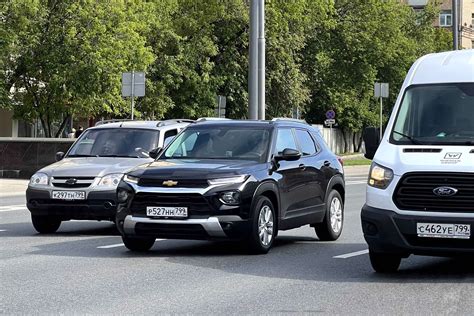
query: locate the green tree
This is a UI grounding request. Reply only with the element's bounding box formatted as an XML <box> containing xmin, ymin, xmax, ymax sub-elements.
<box><xmin>1</xmin><ymin>0</ymin><xmax>154</xmax><ymax>137</ymax></box>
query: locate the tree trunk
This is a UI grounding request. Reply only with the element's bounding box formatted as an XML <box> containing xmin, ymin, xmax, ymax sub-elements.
<box><xmin>356</xmin><ymin>133</ymin><xmax>363</xmax><ymax>152</ymax></box>
<box><xmin>340</xmin><ymin>129</ymin><xmax>348</xmax><ymax>154</ymax></box>
<box><xmin>40</xmin><ymin>117</ymin><xmax>50</xmax><ymax>138</ymax></box>
<box><xmin>55</xmin><ymin>115</ymin><xmax>70</xmax><ymax>138</ymax></box>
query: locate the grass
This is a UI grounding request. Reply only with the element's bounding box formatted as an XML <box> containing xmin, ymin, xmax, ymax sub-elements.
<box><xmin>342</xmin><ymin>158</ymin><xmax>371</xmax><ymax>166</ymax></box>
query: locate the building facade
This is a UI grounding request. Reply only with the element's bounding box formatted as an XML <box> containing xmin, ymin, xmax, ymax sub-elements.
<box><xmin>406</xmin><ymin>0</ymin><xmax>474</xmax><ymax>49</ymax></box>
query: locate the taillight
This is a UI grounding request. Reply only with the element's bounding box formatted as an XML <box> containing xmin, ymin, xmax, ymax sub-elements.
<box><xmin>337</xmin><ymin>157</ymin><xmax>344</xmax><ymax>166</ymax></box>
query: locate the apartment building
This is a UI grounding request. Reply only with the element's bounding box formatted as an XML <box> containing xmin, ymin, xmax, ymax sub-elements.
<box><xmin>406</xmin><ymin>0</ymin><xmax>474</xmax><ymax>49</ymax></box>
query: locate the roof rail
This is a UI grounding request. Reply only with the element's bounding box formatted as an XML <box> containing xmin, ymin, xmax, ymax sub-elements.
<box><xmin>95</xmin><ymin>119</ymin><xmax>134</xmax><ymax>126</ymax></box>
<box><xmin>271</xmin><ymin>118</ymin><xmax>308</xmax><ymax>125</ymax></box>
<box><xmin>195</xmin><ymin>117</ymin><xmax>231</xmax><ymax>123</ymax></box>
<box><xmin>156</xmin><ymin>119</ymin><xmax>195</xmax><ymax>127</ymax></box>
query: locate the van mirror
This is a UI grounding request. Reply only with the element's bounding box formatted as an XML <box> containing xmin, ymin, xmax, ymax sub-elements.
<box><xmin>149</xmin><ymin>147</ymin><xmax>162</xmax><ymax>159</ymax></box>
<box><xmin>363</xmin><ymin>127</ymin><xmax>380</xmax><ymax>160</ymax></box>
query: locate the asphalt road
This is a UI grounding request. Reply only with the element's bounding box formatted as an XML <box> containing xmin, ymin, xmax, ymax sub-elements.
<box><xmin>1</xmin><ymin>176</ymin><xmax>473</xmax><ymax>314</ymax></box>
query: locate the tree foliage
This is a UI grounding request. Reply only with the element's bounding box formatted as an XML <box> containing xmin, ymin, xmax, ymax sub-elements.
<box><xmin>0</xmin><ymin>0</ymin><xmax>452</xmax><ymax>138</ymax></box>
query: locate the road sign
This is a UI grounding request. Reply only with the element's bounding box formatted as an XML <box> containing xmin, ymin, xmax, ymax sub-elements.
<box><xmin>374</xmin><ymin>83</ymin><xmax>389</xmax><ymax>99</ymax></box>
<box><xmin>122</xmin><ymin>72</ymin><xmax>145</xmax><ymax>97</ymax></box>
<box><xmin>324</xmin><ymin>119</ymin><xmax>336</xmax><ymax>125</ymax></box>
<box><xmin>326</xmin><ymin>110</ymin><xmax>336</xmax><ymax>120</ymax></box>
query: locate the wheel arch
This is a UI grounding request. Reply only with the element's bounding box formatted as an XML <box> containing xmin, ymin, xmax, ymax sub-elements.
<box><xmin>326</xmin><ymin>175</ymin><xmax>345</xmax><ymax>204</ymax></box>
<box><xmin>251</xmin><ymin>180</ymin><xmax>280</xmax><ymax>222</ymax></box>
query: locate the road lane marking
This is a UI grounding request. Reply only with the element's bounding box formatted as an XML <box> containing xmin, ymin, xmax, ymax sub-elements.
<box><xmin>0</xmin><ymin>205</ymin><xmax>27</xmax><ymax>212</ymax></box>
<box><xmin>333</xmin><ymin>249</ymin><xmax>369</xmax><ymax>259</ymax></box>
<box><xmin>0</xmin><ymin>229</ymin><xmax>6</xmax><ymax>232</ymax></box>
<box><xmin>97</xmin><ymin>243</ymin><xmax>124</xmax><ymax>249</ymax></box>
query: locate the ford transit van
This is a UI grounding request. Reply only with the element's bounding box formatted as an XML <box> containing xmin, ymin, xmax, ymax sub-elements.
<box><xmin>362</xmin><ymin>50</ymin><xmax>474</xmax><ymax>272</ymax></box>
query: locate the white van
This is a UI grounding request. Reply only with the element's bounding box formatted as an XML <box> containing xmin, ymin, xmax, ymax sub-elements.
<box><xmin>362</xmin><ymin>49</ymin><xmax>474</xmax><ymax>272</ymax></box>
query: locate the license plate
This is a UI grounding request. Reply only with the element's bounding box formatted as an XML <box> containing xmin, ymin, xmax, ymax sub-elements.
<box><xmin>51</xmin><ymin>191</ymin><xmax>86</xmax><ymax>200</ymax></box>
<box><xmin>146</xmin><ymin>206</ymin><xmax>188</xmax><ymax>218</ymax></box>
<box><xmin>417</xmin><ymin>223</ymin><xmax>470</xmax><ymax>239</ymax></box>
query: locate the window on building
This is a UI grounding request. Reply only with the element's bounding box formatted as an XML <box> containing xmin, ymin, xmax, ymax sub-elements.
<box><xmin>439</xmin><ymin>10</ymin><xmax>452</xmax><ymax>27</ymax></box>
<box><xmin>471</xmin><ymin>13</ymin><xmax>474</xmax><ymax>27</ymax></box>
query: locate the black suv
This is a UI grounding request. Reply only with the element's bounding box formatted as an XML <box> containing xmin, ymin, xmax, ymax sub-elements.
<box><xmin>116</xmin><ymin>119</ymin><xmax>345</xmax><ymax>253</ymax></box>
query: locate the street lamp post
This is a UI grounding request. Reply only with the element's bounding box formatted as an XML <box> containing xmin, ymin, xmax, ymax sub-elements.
<box><xmin>249</xmin><ymin>0</ymin><xmax>265</xmax><ymax>120</ymax></box>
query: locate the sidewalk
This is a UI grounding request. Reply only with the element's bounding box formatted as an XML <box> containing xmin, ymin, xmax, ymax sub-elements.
<box><xmin>0</xmin><ymin>178</ymin><xmax>29</xmax><ymax>198</ymax></box>
<box><xmin>344</xmin><ymin>165</ymin><xmax>369</xmax><ymax>177</ymax></box>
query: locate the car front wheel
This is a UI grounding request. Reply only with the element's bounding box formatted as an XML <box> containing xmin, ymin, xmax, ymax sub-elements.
<box><xmin>315</xmin><ymin>190</ymin><xmax>343</xmax><ymax>241</ymax></box>
<box><xmin>31</xmin><ymin>215</ymin><xmax>61</xmax><ymax>234</ymax></box>
<box><xmin>247</xmin><ymin>196</ymin><xmax>276</xmax><ymax>254</ymax></box>
<box><xmin>122</xmin><ymin>235</ymin><xmax>155</xmax><ymax>252</ymax></box>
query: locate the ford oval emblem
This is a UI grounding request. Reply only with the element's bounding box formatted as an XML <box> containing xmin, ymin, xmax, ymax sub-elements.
<box><xmin>433</xmin><ymin>186</ymin><xmax>458</xmax><ymax>197</ymax></box>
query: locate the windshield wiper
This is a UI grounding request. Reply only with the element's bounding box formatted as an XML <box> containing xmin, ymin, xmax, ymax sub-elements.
<box><xmin>392</xmin><ymin>130</ymin><xmax>425</xmax><ymax>145</ymax></box>
<box><xmin>97</xmin><ymin>154</ymin><xmax>140</xmax><ymax>158</ymax></box>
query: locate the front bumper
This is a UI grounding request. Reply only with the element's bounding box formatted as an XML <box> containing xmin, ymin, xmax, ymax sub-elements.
<box><xmin>26</xmin><ymin>188</ymin><xmax>117</xmax><ymax>221</ymax></box>
<box><xmin>361</xmin><ymin>204</ymin><xmax>474</xmax><ymax>256</ymax></box>
<box><xmin>118</xmin><ymin>215</ymin><xmax>251</xmax><ymax>240</ymax></box>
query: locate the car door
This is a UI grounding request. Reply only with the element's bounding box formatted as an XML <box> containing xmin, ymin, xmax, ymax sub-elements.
<box><xmin>294</xmin><ymin>129</ymin><xmax>325</xmax><ymax>213</ymax></box>
<box><xmin>273</xmin><ymin>128</ymin><xmax>307</xmax><ymax>224</ymax></box>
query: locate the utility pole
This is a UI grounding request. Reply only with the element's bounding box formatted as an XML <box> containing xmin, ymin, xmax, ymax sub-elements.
<box><xmin>131</xmin><ymin>70</ymin><xmax>135</xmax><ymax>120</ymax></box>
<box><xmin>453</xmin><ymin>0</ymin><xmax>459</xmax><ymax>50</ymax></box>
<box><xmin>257</xmin><ymin>0</ymin><xmax>265</xmax><ymax>120</ymax></box>
<box><xmin>248</xmin><ymin>0</ymin><xmax>259</xmax><ymax>120</ymax></box>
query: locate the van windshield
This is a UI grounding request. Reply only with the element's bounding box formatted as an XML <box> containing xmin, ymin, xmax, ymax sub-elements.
<box><xmin>391</xmin><ymin>83</ymin><xmax>474</xmax><ymax>145</ymax></box>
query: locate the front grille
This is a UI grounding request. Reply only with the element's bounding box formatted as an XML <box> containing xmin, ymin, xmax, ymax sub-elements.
<box><xmin>394</xmin><ymin>172</ymin><xmax>474</xmax><ymax>212</ymax></box>
<box><xmin>52</xmin><ymin>177</ymin><xmax>95</xmax><ymax>189</ymax></box>
<box><xmin>138</xmin><ymin>178</ymin><xmax>209</xmax><ymax>188</ymax></box>
<box><xmin>130</xmin><ymin>193</ymin><xmax>211</xmax><ymax>216</ymax></box>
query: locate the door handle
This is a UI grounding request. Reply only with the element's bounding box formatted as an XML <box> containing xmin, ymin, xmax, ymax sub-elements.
<box><xmin>324</xmin><ymin>161</ymin><xmax>331</xmax><ymax>167</ymax></box>
<box><xmin>299</xmin><ymin>164</ymin><xmax>306</xmax><ymax>170</ymax></box>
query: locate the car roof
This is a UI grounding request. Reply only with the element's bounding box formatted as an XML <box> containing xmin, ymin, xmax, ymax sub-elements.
<box><xmin>88</xmin><ymin>120</ymin><xmax>193</xmax><ymax>130</ymax></box>
<box><xmin>408</xmin><ymin>49</ymin><xmax>474</xmax><ymax>85</ymax></box>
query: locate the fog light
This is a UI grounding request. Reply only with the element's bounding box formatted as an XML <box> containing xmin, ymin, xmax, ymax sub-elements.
<box><xmin>117</xmin><ymin>189</ymin><xmax>130</xmax><ymax>203</ymax></box>
<box><xmin>220</xmin><ymin>191</ymin><xmax>241</xmax><ymax>205</ymax></box>
<box><xmin>363</xmin><ymin>221</ymin><xmax>378</xmax><ymax>236</ymax></box>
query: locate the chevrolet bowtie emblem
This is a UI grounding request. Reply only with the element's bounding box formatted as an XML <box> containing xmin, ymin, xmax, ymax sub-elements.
<box><xmin>162</xmin><ymin>180</ymin><xmax>178</xmax><ymax>187</ymax></box>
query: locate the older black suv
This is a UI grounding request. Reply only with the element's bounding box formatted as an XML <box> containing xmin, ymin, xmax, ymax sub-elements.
<box><xmin>116</xmin><ymin>119</ymin><xmax>345</xmax><ymax>253</ymax></box>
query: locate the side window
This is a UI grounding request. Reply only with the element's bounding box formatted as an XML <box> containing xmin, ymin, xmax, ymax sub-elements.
<box><xmin>163</xmin><ymin>129</ymin><xmax>178</xmax><ymax>147</ymax></box>
<box><xmin>274</xmin><ymin>128</ymin><xmax>297</xmax><ymax>155</ymax></box>
<box><xmin>295</xmin><ymin>129</ymin><xmax>317</xmax><ymax>156</ymax></box>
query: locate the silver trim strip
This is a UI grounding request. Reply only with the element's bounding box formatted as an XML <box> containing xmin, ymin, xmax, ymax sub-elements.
<box><xmin>123</xmin><ymin>215</ymin><xmax>227</xmax><ymax>237</ymax></box>
<box><xmin>393</xmin><ymin>209</ymin><xmax>474</xmax><ymax>218</ymax></box>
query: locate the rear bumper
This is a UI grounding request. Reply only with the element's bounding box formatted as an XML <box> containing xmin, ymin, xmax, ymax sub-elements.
<box><xmin>361</xmin><ymin>204</ymin><xmax>474</xmax><ymax>256</ymax></box>
<box><xmin>26</xmin><ymin>188</ymin><xmax>117</xmax><ymax>221</ymax></box>
<box><xmin>118</xmin><ymin>215</ymin><xmax>251</xmax><ymax>240</ymax></box>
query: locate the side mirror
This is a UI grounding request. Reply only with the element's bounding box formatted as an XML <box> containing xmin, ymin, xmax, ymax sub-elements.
<box><xmin>275</xmin><ymin>148</ymin><xmax>302</xmax><ymax>162</ymax></box>
<box><xmin>363</xmin><ymin>127</ymin><xmax>380</xmax><ymax>160</ymax></box>
<box><xmin>55</xmin><ymin>151</ymin><xmax>65</xmax><ymax>161</ymax></box>
<box><xmin>149</xmin><ymin>147</ymin><xmax>162</xmax><ymax>159</ymax></box>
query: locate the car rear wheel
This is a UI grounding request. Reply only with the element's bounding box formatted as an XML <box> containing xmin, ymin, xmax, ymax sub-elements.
<box><xmin>369</xmin><ymin>250</ymin><xmax>401</xmax><ymax>273</ymax></box>
<box><xmin>31</xmin><ymin>215</ymin><xmax>61</xmax><ymax>234</ymax></box>
<box><xmin>315</xmin><ymin>190</ymin><xmax>343</xmax><ymax>241</ymax></box>
<box><xmin>247</xmin><ymin>196</ymin><xmax>275</xmax><ymax>254</ymax></box>
<box><xmin>122</xmin><ymin>235</ymin><xmax>155</xmax><ymax>252</ymax></box>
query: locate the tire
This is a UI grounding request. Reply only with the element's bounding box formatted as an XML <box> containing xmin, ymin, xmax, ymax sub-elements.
<box><xmin>246</xmin><ymin>196</ymin><xmax>276</xmax><ymax>254</ymax></box>
<box><xmin>31</xmin><ymin>215</ymin><xmax>61</xmax><ymax>234</ymax></box>
<box><xmin>315</xmin><ymin>190</ymin><xmax>344</xmax><ymax>241</ymax></box>
<box><xmin>122</xmin><ymin>235</ymin><xmax>155</xmax><ymax>252</ymax></box>
<box><xmin>369</xmin><ymin>250</ymin><xmax>402</xmax><ymax>273</ymax></box>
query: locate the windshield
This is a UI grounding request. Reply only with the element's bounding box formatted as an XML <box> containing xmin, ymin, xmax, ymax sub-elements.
<box><xmin>391</xmin><ymin>83</ymin><xmax>474</xmax><ymax>145</ymax></box>
<box><xmin>163</xmin><ymin>127</ymin><xmax>271</xmax><ymax>162</ymax></box>
<box><xmin>67</xmin><ymin>128</ymin><xmax>159</xmax><ymax>158</ymax></box>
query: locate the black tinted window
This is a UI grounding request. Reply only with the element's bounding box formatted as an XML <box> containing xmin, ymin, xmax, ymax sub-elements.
<box><xmin>275</xmin><ymin>129</ymin><xmax>297</xmax><ymax>154</ymax></box>
<box><xmin>295</xmin><ymin>129</ymin><xmax>317</xmax><ymax>156</ymax></box>
<box><xmin>164</xmin><ymin>129</ymin><xmax>178</xmax><ymax>147</ymax></box>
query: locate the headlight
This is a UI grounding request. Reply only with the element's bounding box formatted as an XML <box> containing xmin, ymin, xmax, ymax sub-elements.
<box><xmin>117</xmin><ymin>188</ymin><xmax>131</xmax><ymax>203</ymax></box>
<box><xmin>219</xmin><ymin>191</ymin><xmax>241</xmax><ymax>205</ymax></box>
<box><xmin>30</xmin><ymin>173</ymin><xmax>48</xmax><ymax>186</ymax></box>
<box><xmin>208</xmin><ymin>175</ymin><xmax>248</xmax><ymax>186</ymax></box>
<box><xmin>97</xmin><ymin>174</ymin><xmax>123</xmax><ymax>188</ymax></box>
<box><xmin>124</xmin><ymin>174</ymin><xmax>139</xmax><ymax>184</ymax></box>
<box><xmin>368</xmin><ymin>163</ymin><xmax>394</xmax><ymax>189</ymax></box>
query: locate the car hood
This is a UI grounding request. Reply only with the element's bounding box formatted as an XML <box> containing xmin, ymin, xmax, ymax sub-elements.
<box><xmin>131</xmin><ymin>159</ymin><xmax>266</xmax><ymax>180</ymax></box>
<box><xmin>39</xmin><ymin>157</ymin><xmax>153</xmax><ymax>178</ymax></box>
